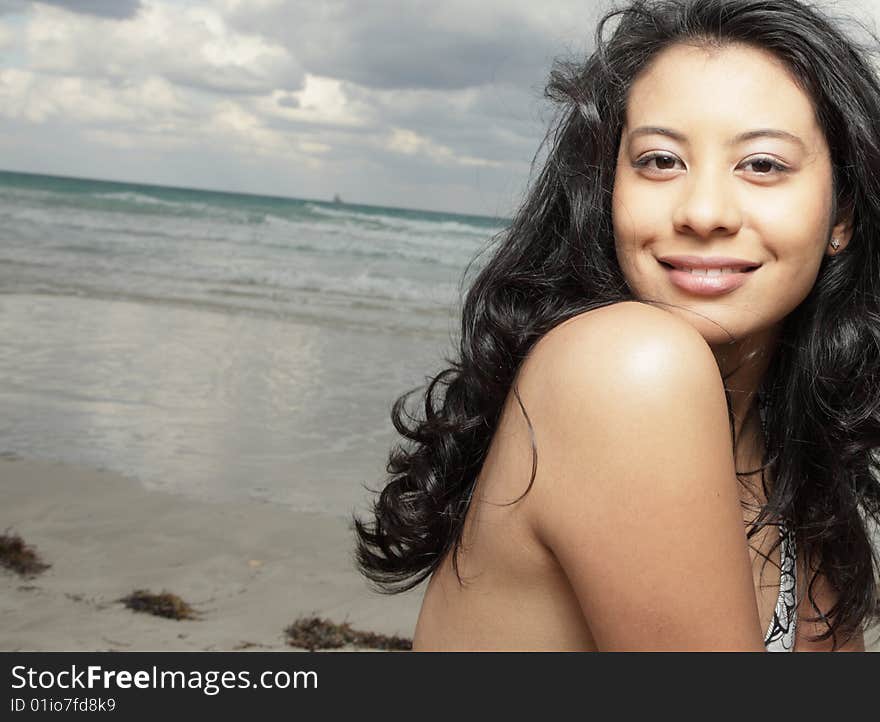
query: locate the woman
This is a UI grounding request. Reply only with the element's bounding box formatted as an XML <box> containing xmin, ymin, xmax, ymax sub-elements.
<box><xmin>355</xmin><ymin>0</ymin><xmax>880</xmax><ymax>651</ymax></box>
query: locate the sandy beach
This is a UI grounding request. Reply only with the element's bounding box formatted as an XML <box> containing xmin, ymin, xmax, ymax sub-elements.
<box><xmin>0</xmin><ymin>456</ymin><xmax>424</xmax><ymax>651</ymax></box>
<box><xmin>3</xmin><ymin>455</ymin><xmax>880</xmax><ymax>651</ymax></box>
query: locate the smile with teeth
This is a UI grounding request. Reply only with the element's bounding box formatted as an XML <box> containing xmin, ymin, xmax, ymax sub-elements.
<box><xmin>677</xmin><ymin>267</ymin><xmax>746</xmax><ymax>275</ymax></box>
<box><xmin>660</xmin><ymin>260</ymin><xmax>757</xmax><ymax>296</ymax></box>
<box><xmin>659</xmin><ymin>260</ymin><xmax>758</xmax><ymax>275</ymax></box>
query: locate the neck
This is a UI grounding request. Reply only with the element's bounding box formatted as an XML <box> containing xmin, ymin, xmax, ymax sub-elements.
<box><xmin>709</xmin><ymin>326</ymin><xmax>779</xmax><ymax>509</ymax></box>
<box><xmin>710</xmin><ymin>326</ymin><xmax>778</xmax><ymax>435</ymax></box>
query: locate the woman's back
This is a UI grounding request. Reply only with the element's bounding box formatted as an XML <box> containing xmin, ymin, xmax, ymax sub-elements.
<box><xmin>413</xmin><ymin>302</ymin><xmax>780</xmax><ymax>651</ymax></box>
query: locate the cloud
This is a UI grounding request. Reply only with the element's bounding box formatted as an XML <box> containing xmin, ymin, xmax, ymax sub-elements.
<box><xmin>385</xmin><ymin>127</ymin><xmax>484</xmax><ymax>167</ymax></box>
<box><xmin>0</xmin><ymin>0</ymin><xmax>27</xmax><ymax>14</ymax></box>
<box><xmin>0</xmin><ymin>68</ymin><xmax>188</xmax><ymax>125</ymax></box>
<box><xmin>0</xmin><ymin>21</ymin><xmax>12</xmax><ymax>49</ymax></box>
<box><xmin>0</xmin><ymin>0</ymin><xmax>609</xmax><ymax>214</ymax></box>
<box><xmin>35</xmin><ymin>1</ymin><xmax>143</xmax><ymax>19</ymax></box>
<box><xmin>27</xmin><ymin>2</ymin><xmax>303</xmax><ymax>95</ymax></box>
<box><xmin>341</xmin><ymin>81</ymin><xmax>543</xmax><ymax>167</ymax></box>
<box><xmin>224</xmin><ymin>0</ymin><xmax>601</xmax><ymax>91</ymax></box>
<box><xmin>276</xmin><ymin>94</ymin><xmax>299</xmax><ymax>109</ymax></box>
<box><xmin>256</xmin><ymin>75</ymin><xmax>373</xmax><ymax>129</ymax></box>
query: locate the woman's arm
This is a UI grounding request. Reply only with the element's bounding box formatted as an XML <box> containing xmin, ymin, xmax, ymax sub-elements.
<box><xmin>517</xmin><ymin>302</ymin><xmax>767</xmax><ymax>651</ymax></box>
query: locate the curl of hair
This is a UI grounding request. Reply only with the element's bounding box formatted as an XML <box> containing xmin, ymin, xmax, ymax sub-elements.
<box><xmin>354</xmin><ymin>0</ymin><xmax>880</xmax><ymax>649</ymax></box>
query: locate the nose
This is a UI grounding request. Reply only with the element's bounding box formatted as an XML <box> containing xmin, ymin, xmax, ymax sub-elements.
<box><xmin>672</xmin><ymin>168</ymin><xmax>743</xmax><ymax>239</ymax></box>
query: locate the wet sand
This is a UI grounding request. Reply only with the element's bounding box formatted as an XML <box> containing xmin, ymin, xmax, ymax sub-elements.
<box><xmin>0</xmin><ymin>457</ymin><xmax>424</xmax><ymax>651</ymax></box>
<box><xmin>2</xmin><ymin>455</ymin><xmax>878</xmax><ymax>652</ymax></box>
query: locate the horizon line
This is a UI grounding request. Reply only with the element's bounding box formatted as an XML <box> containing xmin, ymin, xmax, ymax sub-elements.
<box><xmin>0</xmin><ymin>167</ymin><xmax>510</xmax><ymax>223</ymax></box>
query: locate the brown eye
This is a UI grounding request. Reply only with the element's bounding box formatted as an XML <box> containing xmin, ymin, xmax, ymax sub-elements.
<box><xmin>633</xmin><ymin>153</ymin><xmax>682</xmax><ymax>172</ymax></box>
<box><xmin>740</xmin><ymin>155</ymin><xmax>789</xmax><ymax>175</ymax></box>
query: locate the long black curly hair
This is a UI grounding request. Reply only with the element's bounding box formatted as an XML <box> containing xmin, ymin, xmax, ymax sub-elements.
<box><xmin>354</xmin><ymin>0</ymin><xmax>880</xmax><ymax>649</ymax></box>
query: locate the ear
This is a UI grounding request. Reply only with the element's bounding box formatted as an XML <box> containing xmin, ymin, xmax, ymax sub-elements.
<box><xmin>828</xmin><ymin>205</ymin><xmax>854</xmax><ymax>255</ymax></box>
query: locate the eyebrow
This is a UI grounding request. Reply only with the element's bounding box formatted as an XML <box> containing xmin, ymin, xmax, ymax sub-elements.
<box><xmin>627</xmin><ymin>126</ymin><xmax>806</xmax><ymax>149</ymax></box>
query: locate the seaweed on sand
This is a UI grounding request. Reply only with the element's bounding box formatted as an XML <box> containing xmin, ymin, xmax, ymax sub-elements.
<box><xmin>0</xmin><ymin>531</ymin><xmax>50</xmax><ymax>576</ymax></box>
<box><xmin>284</xmin><ymin>616</ymin><xmax>412</xmax><ymax>651</ymax></box>
<box><xmin>118</xmin><ymin>589</ymin><xmax>199</xmax><ymax>620</ymax></box>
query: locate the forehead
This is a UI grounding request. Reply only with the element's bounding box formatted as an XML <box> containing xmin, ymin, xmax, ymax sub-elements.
<box><xmin>625</xmin><ymin>43</ymin><xmax>824</xmax><ymax>148</ymax></box>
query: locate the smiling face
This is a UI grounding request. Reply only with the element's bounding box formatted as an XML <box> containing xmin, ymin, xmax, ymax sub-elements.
<box><xmin>612</xmin><ymin>42</ymin><xmax>851</xmax><ymax>347</ymax></box>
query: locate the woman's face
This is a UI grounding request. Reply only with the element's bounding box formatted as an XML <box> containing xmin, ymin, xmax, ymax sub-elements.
<box><xmin>612</xmin><ymin>42</ymin><xmax>849</xmax><ymax>347</ymax></box>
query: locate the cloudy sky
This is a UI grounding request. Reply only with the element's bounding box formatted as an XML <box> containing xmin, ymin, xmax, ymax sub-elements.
<box><xmin>0</xmin><ymin>0</ymin><xmax>876</xmax><ymax>216</ymax></box>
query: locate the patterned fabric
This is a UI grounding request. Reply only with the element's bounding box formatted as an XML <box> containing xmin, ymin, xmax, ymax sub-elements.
<box><xmin>763</xmin><ymin>521</ymin><xmax>797</xmax><ymax>652</ymax></box>
<box><xmin>756</xmin><ymin>390</ymin><xmax>797</xmax><ymax>651</ymax></box>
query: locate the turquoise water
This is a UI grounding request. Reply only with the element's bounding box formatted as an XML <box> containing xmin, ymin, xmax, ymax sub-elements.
<box><xmin>0</xmin><ymin>171</ymin><xmax>506</xmax><ymax>514</ymax></box>
<box><xmin>0</xmin><ymin>170</ymin><xmax>504</xmax><ymax>334</ymax></box>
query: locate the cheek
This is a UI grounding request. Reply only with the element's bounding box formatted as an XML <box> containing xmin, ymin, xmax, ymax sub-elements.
<box><xmin>611</xmin><ymin>193</ymin><xmax>637</xmax><ymax>278</ymax></box>
<box><xmin>755</xmin><ymin>160</ymin><xmax>834</xmax><ymax>247</ymax></box>
<box><xmin>612</xmin><ymin>169</ymin><xmax>669</xmax><ymax>242</ymax></box>
<box><xmin>752</xmin><ymin>185</ymin><xmax>830</xmax><ymax>242</ymax></box>
<box><xmin>777</xmin><ymin>241</ymin><xmax>826</xmax><ymax>297</ymax></box>
<box><xmin>757</xmin><ymin>226</ymin><xmax>829</xmax><ymax>323</ymax></box>
<box><xmin>612</xmin><ymin>179</ymin><xmax>664</xmax><ymax>275</ymax></box>
<box><xmin>756</xmin><ymin>181</ymin><xmax>832</xmax><ymax>285</ymax></box>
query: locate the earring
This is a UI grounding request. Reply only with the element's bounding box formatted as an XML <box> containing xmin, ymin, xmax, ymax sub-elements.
<box><xmin>830</xmin><ymin>237</ymin><xmax>841</xmax><ymax>251</ymax></box>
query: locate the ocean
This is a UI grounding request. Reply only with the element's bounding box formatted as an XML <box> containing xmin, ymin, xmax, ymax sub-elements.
<box><xmin>0</xmin><ymin>170</ymin><xmax>506</xmax><ymax>516</ymax></box>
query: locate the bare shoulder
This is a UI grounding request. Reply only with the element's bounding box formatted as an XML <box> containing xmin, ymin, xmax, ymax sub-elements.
<box><xmin>517</xmin><ymin>301</ymin><xmax>726</xmax><ymax>426</ymax></box>
<box><xmin>512</xmin><ymin>302</ymin><xmax>764</xmax><ymax>650</ymax></box>
<box><xmin>515</xmin><ymin>301</ymin><xmax>730</xmax><ymax>493</ymax></box>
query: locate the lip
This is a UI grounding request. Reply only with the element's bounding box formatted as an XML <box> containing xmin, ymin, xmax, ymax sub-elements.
<box><xmin>663</xmin><ymin>266</ymin><xmax>753</xmax><ymax>295</ymax></box>
<box><xmin>657</xmin><ymin>256</ymin><xmax>759</xmax><ymax>296</ymax></box>
<box><xmin>657</xmin><ymin>255</ymin><xmax>761</xmax><ymax>271</ymax></box>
